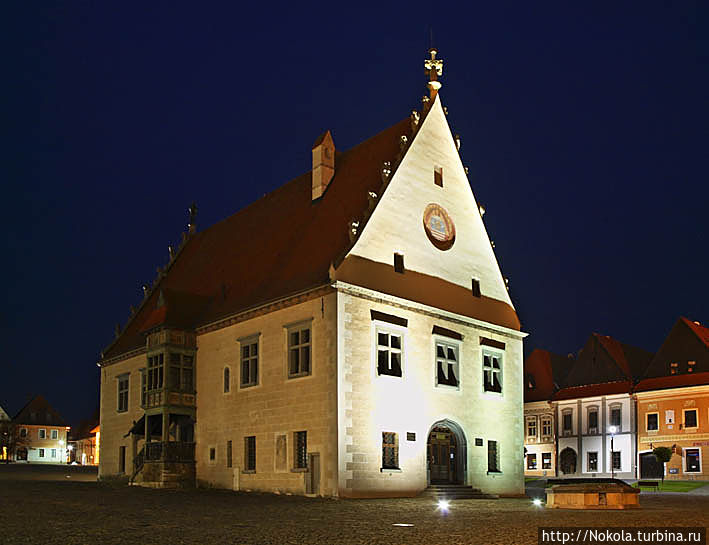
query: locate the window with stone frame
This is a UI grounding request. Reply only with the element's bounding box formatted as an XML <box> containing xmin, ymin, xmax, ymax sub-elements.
<box><xmin>612</xmin><ymin>450</ymin><xmax>621</xmax><ymax>470</ymax></box>
<box><xmin>526</xmin><ymin>417</ymin><xmax>537</xmax><ymax>439</ymax></box>
<box><xmin>647</xmin><ymin>412</ymin><xmax>659</xmax><ymax>431</ymax></box>
<box><xmin>117</xmin><ymin>375</ymin><xmax>129</xmax><ymax>413</ymax></box>
<box><xmin>294</xmin><ymin>431</ymin><xmax>307</xmax><ymax>469</ymax></box>
<box><xmin>609</xmin><ymin>405</ymin><xmax>622</xmax><ymax>429</ymax></box>
<box><xmin>382</xmin><ymin>432</ymin><xmax>399</xmax><ymax>469</ymax></box>
<box><xmin>50</xmin><ymin>429</ymin><xmax>58</xmax><ymax>440</ymax></box>
<box><xmin>287</xmin><ymin>324</ymin><xmax>311</xmax><ymax>378</ymax></box>
<box><xmin>435</xmin><ymin>340</ymin><xmax>459</xmax><ymax>387</ymax></box>
<box><xmin>240</xmin><ymin>338</ymin><xmax>259</xmax><ymax>388</ymax></box>
<box><xmin>51</xmin><ymin>448</ymin><xmax>57</xmax><ymax>458</ymax></box>
<box><xmin>482</xmin><ymin>350</ymin><xmax>502</xmax><ymax>393</ymax></box>
<box><xmin>527</xmin><ymin>453</ymin><xmax>537</xmax><ymax>470</ymax></box>
<box><xmin>38</xmin><ymin>429</ymin><xmax>46</xmax><ymax>439</ymax></box>
<box><xmin>223</xmin><ymin>367</ymin><xmax>230</xmax><ymax>393</ymax></box>
<box><xmin>542</xmin><ymin>452</ymin><xmax>552</xmax><ymax>469</ymax></box>
<box><xmin>684</xmin><ymin>409</ymin><xmax>698</xmax><ymax>429</ymax></box>
<box><xmin>588</xmin><ymin>451</ymin><xmax>598</xmax><ymax>472</ymax></box>
<box><xmin>588</xmin><ymin>408</ymin><xmax>599</xmax><ymax>434</ymax></box>
<box><xmin>244</xmin><ymin>436</ymin><xmax>256</xmax><ymax>471</ymax></box>
<box><xmin>562</xmin><ymin>410</ymin><xmax>573</xmax><ymax>435</ymax></box>
<box><xmin>376</xmin><ymin>327</ymin><xmax>403</xmax><ymax>378</ymax></box>
<box><xmin>487</xmin><ymin>440</ymin><xmax>500</xmax><ymax>472</ymax></box>
<box><xmin>541</xmin><ymin>416</ymin><xmax>552</xmax><ymax>439</ymax></box>
<box><xmin>39</xmin><ymin>448</ymin><xmax>45</xmax><ymax>458</ymax></box>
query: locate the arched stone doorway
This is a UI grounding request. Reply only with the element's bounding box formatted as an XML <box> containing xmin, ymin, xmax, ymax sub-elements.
<box><xmin>559</xmin><ymin>447</ymin><xmax>577</xmax><ymax>475</ymax></box>
<box><xmin>427</xmin><ymin>419</ymin><xmax>467</xmax><ymax>485</ymax></box>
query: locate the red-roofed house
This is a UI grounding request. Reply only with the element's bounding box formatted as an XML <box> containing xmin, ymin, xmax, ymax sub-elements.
<box><xmin>11</xmin><ymin>396</ymin><xmax>70</xmax><ymax>463</ymax></box>
<box><xmin>97</xmin><ymin>52</ymin><xmax>527</xmax><ymax>497</ymax></box>
<box><xmin>523</xmin><ymin>349</ymin><xmax>573</xmax><ymax>477</ymax></box>
<box><xmin>635</xmin><ymin>317</ymin><xmax>709</xmax><ymax>480</ymax></box>
<box><xmin>552</xmin><ymin>334</ymin><xmax>652</xmax><ymax>480</ymax></box>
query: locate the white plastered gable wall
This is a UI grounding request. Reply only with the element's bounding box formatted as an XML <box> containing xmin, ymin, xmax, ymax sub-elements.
<box><xmin>349</xmin><ymin>95</ymin><xmax>512</xmax><ymax>307</ymax></box>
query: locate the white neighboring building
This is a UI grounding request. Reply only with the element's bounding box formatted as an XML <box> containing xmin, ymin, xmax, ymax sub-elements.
<box><xmin>552</xmin><ymin>334</ymin><xmax>652</xmax><ymax>479</ymax></box>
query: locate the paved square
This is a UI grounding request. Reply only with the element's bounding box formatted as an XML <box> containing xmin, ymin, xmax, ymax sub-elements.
<box><xmin>1</xmin><ymin>467</ymin><xmax>708</xmax><ymax>544</ymax></box>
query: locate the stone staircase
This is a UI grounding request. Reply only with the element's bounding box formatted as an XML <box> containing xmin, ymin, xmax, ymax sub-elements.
<box><xmin>421</xmin><ymin>484</ymin><xmax>498</xmax><ymax>500</ymax></box>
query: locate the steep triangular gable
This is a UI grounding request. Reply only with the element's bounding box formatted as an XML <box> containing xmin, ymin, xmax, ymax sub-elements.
<box><xmin>337</xmin><ymin>95</ymin><xmax>516</xmax><ymax>327</ymax></box>
<box><xmin>564</xmin><ymin>334</ymin><xmax>630</xmax><ymax>388</ymax></box>
<box><xmin>12</xmin><ymin>395</ymin><xmax>66</xmax><ymax>427</ymax></box>
<box><xmin>0</xmin><ymin>406</ymin><xmax>10</xmax><ymax>421</ymax></box>
<box><xmin>642</xmin><ymin>317</ymin><xmax>709</xmax><ymax>379</ymax></box>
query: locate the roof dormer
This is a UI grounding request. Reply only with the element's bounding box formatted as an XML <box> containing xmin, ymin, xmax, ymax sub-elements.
<box><xmin>312</xmin><ymin>130</ymin><xmax>335</xmax><ymax>200</ymax></box>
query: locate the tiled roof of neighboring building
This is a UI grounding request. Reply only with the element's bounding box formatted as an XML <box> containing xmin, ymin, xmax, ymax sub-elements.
<box><xmin>682</xmin><ymin>317</ymin><xmax>709</xmax><ymax>350</ymax></box>
<box><xmin>12</xmin><ymin>395</ymin><xmax>66</xmax><ymax>427</ymax></box>
<box><xmin>553</xmin><ymin>380</ymin><xmax>632</xmax><ymax>401</ymax></box>
<box><xmin>524</xmin><ymin>349</ymin><xmax>574</xmax><ymax>402</ymax></box>
<box><xmin>635</xmin><ymin>371</ymin><xmax>709</xmax><ymax>392</ymax></box>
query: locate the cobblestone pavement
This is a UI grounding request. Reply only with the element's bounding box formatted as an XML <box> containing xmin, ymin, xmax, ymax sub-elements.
<box><xmin>1</xmin><ymin>479</ymin><xmax>707</xmax><ymax>545</ymax></box>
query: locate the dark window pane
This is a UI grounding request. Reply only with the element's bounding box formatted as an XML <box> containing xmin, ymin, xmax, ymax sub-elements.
<box><xmin>685</xmin><ymin>410</ymin><xmax>697</xmax><ymax>428</ymax></box>
<box><xmin>290</xmin><ymin>348</ymin><xmax>299</xmax><ymax>374</ymax></box>
<box><xmin>251</xmin><ymin>343</ymin><xmax>258</xmax><ymax>356</ymax></box>
<box><xmin>447</xmin><ymin>348</ymin><xmax>456</xmax><ymax>361</ymax></box>
<box><xmin>301</xmin><ymin>329</ymin><xmax>310</xmax><ymax>344</ymax></box>
<box><xmin>290</xmin><ymin>331</ymin><xmax>299</xmax><ymax>346</ymax></box>
<box><xmin>390</xmin><ymin>353</ymin><xmax>402</xmax><ymax>376</ymax></box>
<box><xmin>378</xmin><ymin>350</ymin><xmax>388</xmax><ymax>370</ymax></box>
<box><xmin>589</xmin><ymin>411</ymin><xmax>598</xmax><ymax>429</ymax></box>
<box><xmin>437</xmin><ymin>362</ymin><xmax>446</xmax><ymax>385</ymax></box>
<box><xmin>183</xmin><ymin>355</ymin><xmax>193</xmax><ymax>367</ymax></box>
<box><xmin>436</xmin><ymin>345</ymin><xmax>446</xmax><ymax>358</ymax></box>
<box><xmin>378</xmin><ymin>332</ymin><xmax>388</xmax><ymax>347</ymax></box>
<box><xmin>390</xmin><ymin>335</ymin><xmax>401</xmax><ymax>350</ymax></box>
<box><xmin>484</xmin><ymin>355</ymin><xmax>490</xmax><ymax>367</ymax></box>
<box><xmin>300</xmin><ymin>346</ymin><xmax>310</xmax><ymax>373</ymax></box>
<box><xmin>492</xmin><ymin>357</ymin><xmax>500</xmax><ymax>369</ymax></box>
<box><xmin>647</xmin><ymin>414</ymin><xmax>658</xmax><ymax>430</ymax></box>
<box><xmin>448</xmin><ymin>364</ymin><xmax>458</xmax><ymax>386</ymax></box>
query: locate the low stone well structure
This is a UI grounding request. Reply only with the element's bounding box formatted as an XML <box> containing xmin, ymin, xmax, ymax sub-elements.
<box><xmin>545</xmin><ymin>480</ymin><xmax>640</xmax><ymax>510</ymax></box>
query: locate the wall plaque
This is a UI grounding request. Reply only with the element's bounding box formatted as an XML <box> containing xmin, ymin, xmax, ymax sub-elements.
<box><xmin>423</xmin><ymin>203</ymin><xmax>456</xmax><ymax>250</ymax></box>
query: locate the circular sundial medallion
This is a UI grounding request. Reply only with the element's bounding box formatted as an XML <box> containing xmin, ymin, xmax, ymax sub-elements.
<box><xmin>423</xmin><ymin>203</ymin><xmax>456</xmax><ymax>251</ymax></box>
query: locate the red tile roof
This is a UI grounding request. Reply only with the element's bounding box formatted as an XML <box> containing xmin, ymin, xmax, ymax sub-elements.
<box><xmin>594</xmin><ymin>334</ymin><xmax>632</xmax><ymax>378</ymax></box>
<box><xmin>682</xmin><ymin>317</ymin><xmax>709</xmax><ymax>350</ymax></box>
<box><xmin>553</xmin><ymin>380</ymin><xmax>632</xmax><ymax>401</ymax></box>
<box><xmin>634</xmin><ymin>371</ymin><xmax>709</xmax><ymax>392</ymax></box>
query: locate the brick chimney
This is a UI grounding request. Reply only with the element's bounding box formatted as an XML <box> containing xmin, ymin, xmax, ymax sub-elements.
<box><xmin>312</xmin><ymin>130</ymin><xmax>335</xmax><ymax>200</ymax></box>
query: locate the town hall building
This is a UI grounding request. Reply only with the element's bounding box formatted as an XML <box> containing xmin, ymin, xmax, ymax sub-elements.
<box><xmin>98</xmin><ymin>50</ymin><xmax>526</xmax><ymax>497</ymax></box>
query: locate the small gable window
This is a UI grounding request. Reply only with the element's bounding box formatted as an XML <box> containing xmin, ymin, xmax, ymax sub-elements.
<box><xmin>394</xmin><ymin>253</ymin><xmax>404</xmax><ymax>274</ymax></box>
<box><xmin>471</xmin><ymin>278</ymin><xmax>481</xmax><ymax>298</ymax></box>
<box><xmin>434</xmin><ymin>166</ymin><xmax>443</xmax><ymax>187</ymax></box>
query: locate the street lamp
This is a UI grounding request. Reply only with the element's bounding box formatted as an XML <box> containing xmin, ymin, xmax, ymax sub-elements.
<box><xmin>609</xmin><ymin>425</ymin><xmax>617</xmax><ymax>479</ymax></box>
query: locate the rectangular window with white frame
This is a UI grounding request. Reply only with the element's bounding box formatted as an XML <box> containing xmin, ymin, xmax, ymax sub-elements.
<box><xmin>647</xmin><ymin>412</ymin><xmax>659</xmax><ymax>431</ymax></box>
<box><xmin>482</xmin><ymin>350</ymin><xmax>502</xmax><ymax>393</ymax></box>
<box><xmin>541</xmin><ymin>416</ymin><xmax>552</xmax><ymax>439</ymax></box>
<box><xmin>612</xmin><ymin>450</ymin><xmax>621</xmax><ymax>470</ymax></box>
<box><xmin>562</xmin><ymin>409</ymin><xmax>573</xmax><ymax>436</ymax></box>
<box><xmin>38</xmin><ymin>429</ymin><xmax>46</xmax><ymax>439</ymax></box>
<box><xmin>609</xmin><ymin>405</ymin><xmax>622</xmax><ymax>430</ymax></box>
<box><xmin>239</xmin><ymin>335</ymin><xmax>259</xmax><ymax>388</ymax></box>
<box><xmin>39</xmin><ymin>448</ymin><xmax>45</xmax><ymax>458</ymax></box>
<box><xmin>435</xmin><ymin>339</ymin><xmax>459</xmax><ymax>388</ymax></box>
<box><xmin>588</xmin><ymin>451</ymin><xmax>598</xmax><ymax>472</ymax></box>
<box><xmin>542</xmin><ymin>452</ymin><xmax>552</xmax><ymax>469</ymax></box>
<box><xmin>685</xmin><ymin>448</ymin><xmax>701</xmax><ymax>473</ymax></box>
<box><xmin>526</xmin><ymin>417</ymin><xmax>537</xmax><ymax>440</ymax></box>
<box><xmin>50</xmin><ymin>429</ymin><xmax>58</xmax><ymax>440</ymax></box>
<box><xmin>376</xmin><ymin>327</ymin><xmax>403</xmax><ymax>378</ymax></box>
<box><xmin>587</xmin><ymin>407</ymin><xmax>599</xmax><ymax>434</ymax></box>
<box><xmin>683</xmin><ymin>409</ymin><xmax>698</xmax><ymax>429</ymax></box>
<box><xmin>287</xmin><ymin>322</ymin><xmax>311</xmax><ymax>378</ymax></box>
<box><xmin>51</xmin><ymin>449</ymin><xmax>57</xmax><ymax>458</ymax></box>
<box><xmin>527</xmin><ymin>453</ymin><xmax>537</xmax><ymax>470</ymax></box>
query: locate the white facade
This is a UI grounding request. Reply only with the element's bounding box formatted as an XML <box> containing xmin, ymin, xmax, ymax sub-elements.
<box><xmin>556</xmin><ymin>394</ymin><xmax>635</xmax><ymax>478</ymax></box>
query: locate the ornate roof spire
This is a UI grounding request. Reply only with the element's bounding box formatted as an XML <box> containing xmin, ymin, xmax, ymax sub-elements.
<box><xmin>424</xmin><ymin>48</ymin><xmax>443</xmax><ymax>100</ymax></box>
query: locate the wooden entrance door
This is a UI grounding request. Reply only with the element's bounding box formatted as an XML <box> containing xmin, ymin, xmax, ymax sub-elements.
<box><xmin>428</xmin><ymin>427</ymin><xmax>457</xmax><ymax>483</ymax></box>
<box><xmin>640</xmin><ymin>452</ymin><xmax>663</xmax><ymax>479</ymax></box>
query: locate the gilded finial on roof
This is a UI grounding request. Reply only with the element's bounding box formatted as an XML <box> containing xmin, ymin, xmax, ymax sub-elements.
<box><xmin>424</xmin><ymin>48</ymin><xmax>443</xmax><ymax>99</ymax></box>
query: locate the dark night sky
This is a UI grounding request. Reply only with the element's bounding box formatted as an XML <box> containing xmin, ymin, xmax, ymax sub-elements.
<box><xmin>4</xmin><ymin>3</ymin><xmax>707</xmax><ymax>425</ymax></box>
